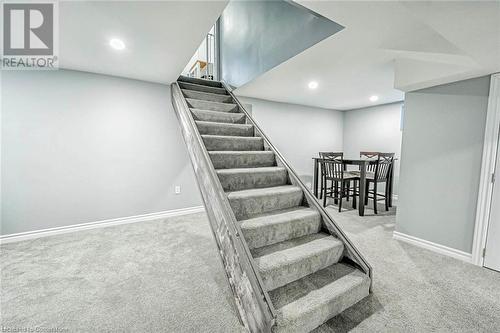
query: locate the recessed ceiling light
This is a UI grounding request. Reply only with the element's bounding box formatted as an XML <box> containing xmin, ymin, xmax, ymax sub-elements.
<box><xmin>369</xmin><ymin>95</ymin><xmax>379</xmax><ymax>102</ymax></box>
<box><xmin>308</xmin><ymin>81</ymin><xmax>318</xmax><ymax>89</ymax></box>
<box><xmin>109</xmin><ymin>38</ymin><xmax>125</xmax><ymax>50</ymax></box>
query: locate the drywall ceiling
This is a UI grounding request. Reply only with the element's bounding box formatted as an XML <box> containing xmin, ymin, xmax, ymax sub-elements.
<box><xmin>59</xmin><ymin>1</ymin><xmax>228</xmax><ymax>84</ymax></box>
<box><xmin>235</xmin><ymin>1</ymin><xmax>500</xmax><ymax>110</ymax></box>
<box><xmin>219</xmin><ymin>0</ymin><xmax>344</xmax><ymax>87</ymax></box>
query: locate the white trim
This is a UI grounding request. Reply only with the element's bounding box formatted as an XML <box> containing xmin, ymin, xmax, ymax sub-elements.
<box><xmin>472</xmin><ymin>73</ymin><xmax>500</xmax><ymax>266</ymax></box>
<box><xmin>0</xmin><ymin>206</ymin><xmax>205</xmax><ymax>244</ymax></box>
<box><xmin>392</xmin><ymin>194</ymin><xmax>399</xmax><ymax>206</ymax></box>
<box><xmin>393</xmin><ymin>231</ymin><xmax>472</xmax><ymax>263</ymax></box>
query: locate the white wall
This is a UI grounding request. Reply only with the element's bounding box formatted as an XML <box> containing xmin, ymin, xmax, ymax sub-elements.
<box><xmin>0</xmin><ymin>70</ymin><xmax>406</xmax><ymax>237</ymax></box>
<box><xmin>343</xmin><ymin>102</ymin><xmax>403</xmax><ymax>195</ymax></box>
<box><xmin>1</xmin><ymin>70</ymin><xmax>201</xmax><ymax>235</ymax></box>
<box><xmin>396</xmin><ymin>76</ymin><xmax>490</xmax><ymax>253</ymax></box>
<box><xmin>238</xmin><ymin>96</ymin><xmax>344</xmax><ymax>185</ymax></box>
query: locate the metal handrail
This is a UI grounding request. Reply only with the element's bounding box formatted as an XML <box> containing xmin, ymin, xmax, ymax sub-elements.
<box><xmin>221</xmin><ymin>81</ymin><xmax>373</xmax><ymax>287</ymax></box>
<box><xmin>170</xmin><ymin>82</ymin><xmax>275</xmax><ymax>332</ymax></box>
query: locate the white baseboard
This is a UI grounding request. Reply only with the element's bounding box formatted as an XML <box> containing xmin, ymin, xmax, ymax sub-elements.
<box><xmin>393</xmin><ymin>231</ymin><xmax>472</xmax><ymax>263</ymax></box>
<box><xmin>0</xmin><ymin>206</ymin><xmax>205</xmax><ymax>244</ymax></box>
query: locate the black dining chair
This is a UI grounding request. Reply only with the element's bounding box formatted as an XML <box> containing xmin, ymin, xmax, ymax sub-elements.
<box><xmin>359</xmin><ymin>151</ymin><xmax>381</xmax><ymax>177</ymax></box>
<box><xmin>319</xmin><ymin>152</ymin><xmax>354</xmax><ymax>202</ymax></box>
<box><xmin>364</xmin><ymin>153</ymin><xmax>395</xmax><ymax>214</ymax></box>
<box><xmin>318</xmin><ymin>152</ymin><xmax>338</xmax><ymax>200</ymax></box>
<box><xmin>348</xmin><ymin>151</ymin><xmax>380</xmax><ymax>177</ymax></box>
<box><xmin>319</xmin><ymin>153</ymin><xmax>358</xmax><ymax>212</ymax></box>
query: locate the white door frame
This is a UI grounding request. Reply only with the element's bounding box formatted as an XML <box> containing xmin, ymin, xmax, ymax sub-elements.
<box><xmin>472</xmin><ymin>73</ymin><xmax>500</xmax><ymax>266</ymax></box>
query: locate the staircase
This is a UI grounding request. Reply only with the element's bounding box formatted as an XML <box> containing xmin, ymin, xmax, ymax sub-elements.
<box><xmin>171</xmin><ymin>76</ymin><xmax>372</xmax><ymax>333</ymax></box>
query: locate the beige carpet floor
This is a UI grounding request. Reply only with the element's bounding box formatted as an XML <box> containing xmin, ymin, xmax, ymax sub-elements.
<box><xmin>2</xmin><ymin>200</ymin><xmax>499</xmax><ymax>332</ymax></box>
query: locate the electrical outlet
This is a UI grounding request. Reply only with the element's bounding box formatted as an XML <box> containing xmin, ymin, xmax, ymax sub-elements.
<box><xmin>174</xmin><ymin>185</ymin><xmax>181</xmax><ymax>194</ymax></box>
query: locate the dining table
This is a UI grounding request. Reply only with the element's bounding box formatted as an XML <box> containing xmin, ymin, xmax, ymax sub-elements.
<box><xmin>312</xmin><ymin>157</ymin><xmax>395</xmax><ymax>216</ymax></box>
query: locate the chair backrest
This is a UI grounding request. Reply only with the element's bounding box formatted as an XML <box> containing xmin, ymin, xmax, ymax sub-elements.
<box><xmin>360</xmin><ymin>151</ymin><xmax>379</xmax><ymax>159</ymax></box>
<box><xmin>374</xmin><ymin>153</ymin><xmax>395</xmax><ymax>180</ymax></box>
<box><xmin>319</xmin><ymin>152</ymin><xmax>344</xmax><ymax>179</ymax></box>
<box><xmin>319</xmin><ymin>152</ymin><xmax>343</xmax><ymax>159</ymax></box>
<box><xmin>360</xmin><ymin>151</ymin><xmax>380</xmax><ymax>172</ymax></box>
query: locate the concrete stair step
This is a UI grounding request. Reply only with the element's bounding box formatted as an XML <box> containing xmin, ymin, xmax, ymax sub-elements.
<box><xmin>178</xmin><ymin>76</ymin><xmax>223</xmax><ymax>88</ymax></box>
<box><xmin>186</xmin><ymin>98</ymin><xmax>238</xmax><ymax>113</ymax></box>
<box><xmin>216</xmin><ymin>166</ymin><xmax>287</xmax><ymax>191</ymax></box>
<box><xmin>227</xmin><ymin>185</ymin><xmax>303</xmax><ymax>220</ymax></box>
<box><xmin>253</xmin><ymin>233</ymin><xmax>344</xmax><ymax>291</ymax></box>
<box><xmin>183</xmin><ymin>89</ymin><xmax>233</xmax><ymax>103</ymax></box>
<box><xmin>202</xmin><ymin>135</ymin><xmax>263</xmax><ymax>151</ymax></box>
<box><xmin>196</xmin><ymin>121</ymin><xmax>254</xmax><ymax>137</ymax></box>
<box><xmin>270</xmin><ymin>263</ymin><xmax>370</xmax><ymax>333</ymax></box>
<box><xmin>191</xmin><ymin>109</ymin><xmax>246</xmax><ymax>124</ymax></box>
<box><xmin>209</xmin><ymin>151</ymin><xmax>276</xmax><ymax>169</ymax></box>
<box><xmin>240</xmin><ymin>207</ymin><xmax>321</xmax><ymax>249</ymax></box>
<box><xmin>178</xmin><ymin>81</ymin><xmax>228</xmax><ymax>95</ymax></box>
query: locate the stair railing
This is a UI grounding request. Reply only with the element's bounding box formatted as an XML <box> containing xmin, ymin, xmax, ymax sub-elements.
<box><xmin>170</xmin><ymin>82</ymin><xmax>275</xmax><ymax>333</ymax></box>
<box><xmin>221</xmin><ymin>81</ymin><xmax>373</xmax><ymax>289</ymax></box>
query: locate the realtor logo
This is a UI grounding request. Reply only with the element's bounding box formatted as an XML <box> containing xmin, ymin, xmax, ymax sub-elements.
<box><xmin>2</xmin><ymin>1</ymin><xmax>58</xmax><ymax>69</ymax></box>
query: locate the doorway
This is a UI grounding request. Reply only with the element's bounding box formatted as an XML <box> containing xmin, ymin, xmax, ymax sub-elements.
<box><xmin>484</xmin><ymin>130</ymin><xmax>500</xmax><ymax>271</ymax></box>
<box><xmin>473</xmin><ymin>73</ymin><xmax>500</xmax><ymax>269</ymax></box>
<box><xmin>181</xmin><ymin>24</ymin><xmax>218</xmax><ymax>80</ymax></box>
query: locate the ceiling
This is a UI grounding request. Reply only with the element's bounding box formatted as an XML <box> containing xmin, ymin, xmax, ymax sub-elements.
<box><xmin>235</xmin><ymin>1</ymin><xmax>500</xmax><ymax>110</ymax></box>
<box><xmin>59</xmin><ymin>1</ymin><xmax>228</xmax><ymax>84</ymax></box>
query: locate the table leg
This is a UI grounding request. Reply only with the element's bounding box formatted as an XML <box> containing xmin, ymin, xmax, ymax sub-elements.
<box><xmin>359</xmin><ymin>162</ymin><xmax>366</xmax><ymax>216</ymax></box>
<box><xmin>313</xmin><ymin>159</ymin><xmax>319</xmax><ymax>198</ymax></box>
<box><xmin>388</xmin><ymin>163</ymin><xmax>394</xmax><ymax>207</ymax></box>
<box><xmin>334</xmin><ymin>181</ymin><xmax>338</xmax><ymax>204</ymax></box>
